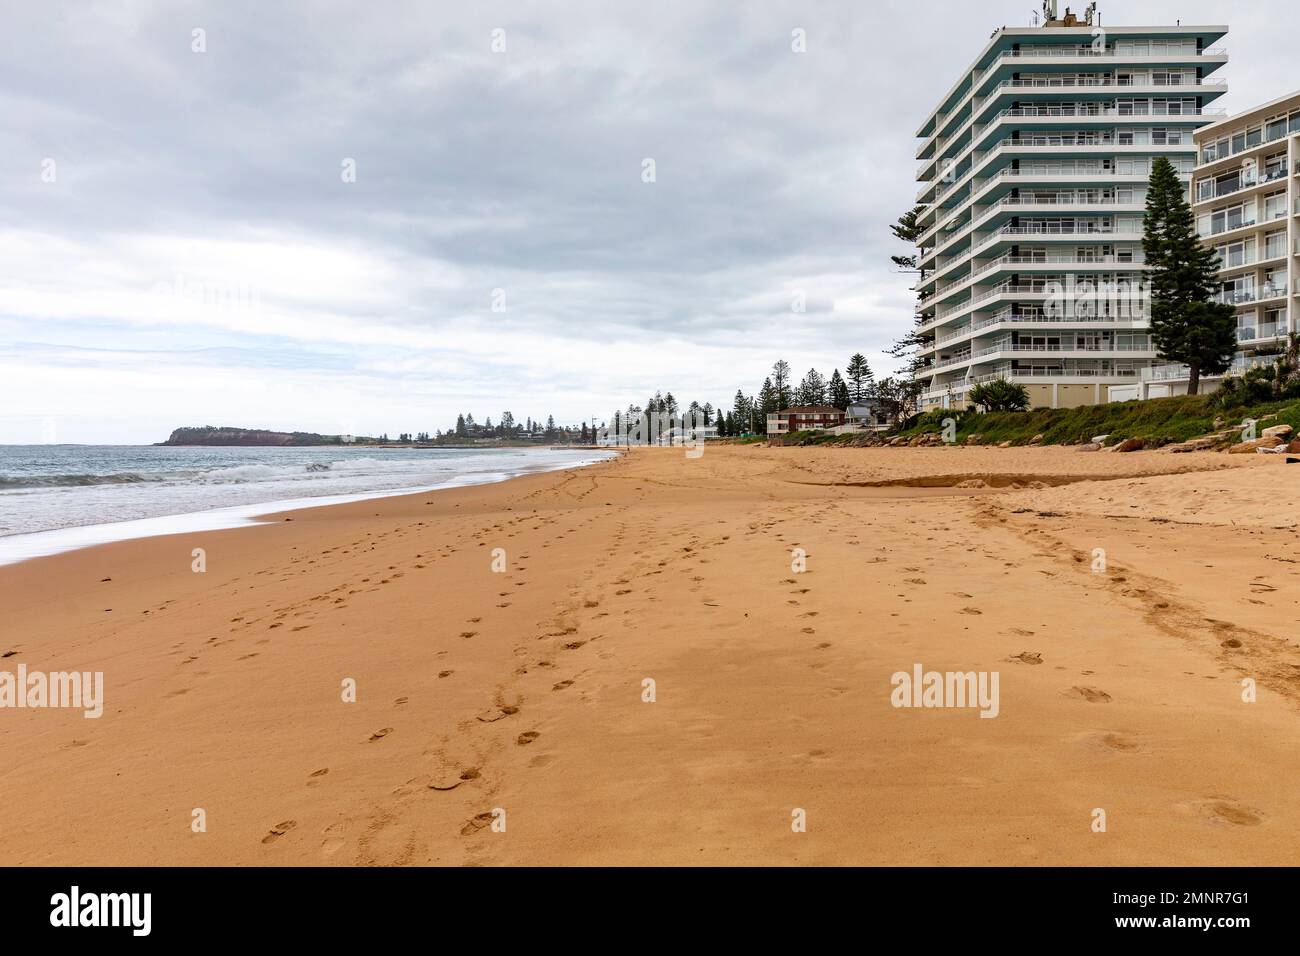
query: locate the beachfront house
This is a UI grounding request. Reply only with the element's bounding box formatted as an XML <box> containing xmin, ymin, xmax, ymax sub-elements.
<box><xmin>765</xmin><ymin>405</ymin><xmax>846</xmax><ymax>437</ymax></box>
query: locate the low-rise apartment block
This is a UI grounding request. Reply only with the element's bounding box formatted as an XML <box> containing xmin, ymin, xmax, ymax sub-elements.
<box><xmin>765</xmin><ymin>406</ymin><xmax>846</xmax><ymax>436</ymax></box>
<box><xmin>1132</xmin><ymin>90</ymin><xmax>1300</xmax><ymax>398</ymax></box>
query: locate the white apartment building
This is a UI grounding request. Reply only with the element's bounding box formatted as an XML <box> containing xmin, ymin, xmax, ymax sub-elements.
<box><xmin>911</xmin><ymin>4</ymin><xmax>1228</xmax><ymax>410</ymax></box>
<box><xmin>1134</xmin><ymin>90</ymin><xmax>1300</xmax><ymax>399</ymax></box>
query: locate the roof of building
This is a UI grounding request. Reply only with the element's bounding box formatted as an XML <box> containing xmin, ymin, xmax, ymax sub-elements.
<box><xmin>778</xmin><ymin>405</ymin><xmax>843</xmax><ymax>414</ymax></box>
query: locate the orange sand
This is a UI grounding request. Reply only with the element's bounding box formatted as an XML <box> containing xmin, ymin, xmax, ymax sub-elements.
<box><xmin>1</xmin><ymin>444</ymin><xmax>1298</xmax><ymax>865</ymax></box>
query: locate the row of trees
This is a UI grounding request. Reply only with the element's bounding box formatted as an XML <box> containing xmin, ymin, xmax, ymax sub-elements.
<box><xmin>616</xmin><ymin>351</ymin><xmax>933</xmax><ymax>439</ymax></box>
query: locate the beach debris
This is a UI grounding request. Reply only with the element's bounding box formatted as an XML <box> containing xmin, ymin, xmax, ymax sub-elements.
<box><xmin>1075</xmin><ymin>443</ymin><xmax>1102</xmax><ymax>452</ymax></box>
<box><xmin>1114</xmin><ymin>438</ymin><xmax>1145</xmax><ymax>453</ymax></box>
<box><xmin>429</xmin><ymin>767</ymin><xmax>480</xmax><ymax>791</ymax></box>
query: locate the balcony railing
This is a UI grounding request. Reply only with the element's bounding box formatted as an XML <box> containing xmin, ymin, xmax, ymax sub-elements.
<box><xmin>997</xmin><ymin>105</ymin><xmax>1222</xmax><ymax>119</ymax></box>
<box><xmin>1196</xmin><ymin>166</ymin><xmax>1289</xmax><ymax>202</ymax></box>
<box><xmin>995</xmin><ymin>45</ymin><xmax>1225</xmax><ymax>60</ymax></box>
<box><xmin>1215</xmin><ymin>283</ymin><xmax>1287</xmax><ymax>305</ymax></box>
<box><xmin>1142</xmin><ymin>353</ymin><xmax>1287</xmax><ymax>382</ymax></box>
<box><xmin>997</xmin><ymin>162</ymin><xmax>1121</xmax><ymax>177</ymax></box>
<box><xmin>1237</xmin><ymin>323</ymin><xmax>1285</xmax><ymax>341</ymax></box>
<box><xmin>969</xmin><ymin>367</ymin><xmax>1144</xmax><ymax>383</ymax></box>
<box><xmin>1216</xmin><ymin>247</ymin><xmax>1288</xmax><ymax>270</ymax></box>
<box><xmin>997</xmin><ymin>76</ymin><xmax>1226</xmax><ymax>91</ymax></box>
<box><xmin>992</xmin><ymin>193</ymin><xmax>1137</xmax><ymax>207</ymax></box>
<box><xmin>932</xmin><ymin>308</ymin><xmax>1152</xmax><ymax>345</ymax></box>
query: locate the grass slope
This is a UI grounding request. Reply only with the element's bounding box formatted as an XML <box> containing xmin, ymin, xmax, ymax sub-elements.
<box><xmin>894</xmin><ymin>395</ymin><xmax>1300</xmax><ymax>446</ymax></box>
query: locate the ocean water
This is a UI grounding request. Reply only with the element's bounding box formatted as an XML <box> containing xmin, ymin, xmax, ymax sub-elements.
<box><xmin>0</xmin><ymin>445</ymin><xmax>613</xmax><ymax>566</ymax></box>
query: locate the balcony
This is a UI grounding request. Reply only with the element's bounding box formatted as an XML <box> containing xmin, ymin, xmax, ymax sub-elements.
<box><xmin>994</xmin><ymin>45</ymin><xmax>1226</xmax><ymax>61</ymax></box>
<box><xmin>996</xmin><ymin>76</ymin><xmax>1226</xmax><ymax>92</ymax></box>
<box><xmin>1237</xmin><ymin>324</ymin><xmax>1286</xmax><ymax>342</ymax></box>
<box><xmin>1216</xmin><ymin>283</ymin><xmax>1287</xmax><ymax>306</ymax></box>
<box><xmin>1195</xmin><ymin>166</ymin><xmax>1289</xmax><ymax>203</ymax></box>
<box><xmin>995</xmin><ymin>105</ymin><xmax>1223</xmax><ymax>120</ymax></box>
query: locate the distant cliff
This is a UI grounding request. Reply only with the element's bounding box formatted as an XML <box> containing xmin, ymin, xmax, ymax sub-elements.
<box><xmin>159</xmin><ymin>426</ymin><xmax>353</xmax><ymax>446</ymax></box>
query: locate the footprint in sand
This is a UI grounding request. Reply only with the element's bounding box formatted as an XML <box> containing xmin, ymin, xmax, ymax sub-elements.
<box><xmin>461</xmin><ymin>812</ymin><xmax>496</xmax><ymax>836</ymax></box>
<box><xmin>438</xmin><ymin>670</ymin><xmax>454</xmax><ymax>678</ymax></box>
<box><xmin>516</xmin><ymin>731</ymin><xmax>541</xmax><ymax>745</ymax></box>
<box><xmin>321</xmin><ymin>821</ymin><xmax>348</xmax><ymax>856</ymax></box>
<box><xmin>262</xmin><ymin>820</ymin><xmax>298</xmax><ymax>844</ymax></box>
<box><xmin>368</xmin><ymin>727</ymin><xmax>394</xmax><ymax>741</ymax></box>
<box><xmin>1202</xmin><ymin>799</ymin><xmax>1262</xmax><ymax>827</ymax></box>
<box><xmin>1066</xmin><ymin>686</ymin><xmax>1112</xmax><ymax>703</ymax></box>
<box><xmin>552</xmin><ymin>679</ymin><xmax>574</xmax><ymax>691</ymax></box>
<box><xmin>1006</xmin><ymin>651</ymin><xmax>1043</xmax><ymax>665</ymax></box>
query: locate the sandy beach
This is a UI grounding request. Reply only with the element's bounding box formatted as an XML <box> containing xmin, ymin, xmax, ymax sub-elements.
<box><xmin>2</xmin><ymin>444</ymin><xmax>1298</xmax><ymax>866</ymax></box>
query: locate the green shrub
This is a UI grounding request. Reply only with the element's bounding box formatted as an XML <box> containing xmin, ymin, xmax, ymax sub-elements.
<box><xmin>969</xmin><ymin>378</ymin><xmax>1031</xmax><ymax>412</ymax></box>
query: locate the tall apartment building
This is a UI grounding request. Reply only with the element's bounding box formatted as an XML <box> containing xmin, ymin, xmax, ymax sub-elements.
<box><xmin>1136</xmin><ymin>91</ymin><xmax>1300</xmax><ymax>398</ymax></box>
<box><xmin>910</xmin><ymin>5</ymin><xmax>1228</xmax><ymax>410</ymax></box>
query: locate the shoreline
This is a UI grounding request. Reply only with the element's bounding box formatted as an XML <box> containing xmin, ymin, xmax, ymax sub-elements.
<box><xmin>2</xmin><ymin>444</ymin><xmax>1297</xmax><ymax>866</ymax></box>
<box><xmin>0</xmin><ymin>448</ymin><xmax>617</xmax><ymax>568</ymax></box>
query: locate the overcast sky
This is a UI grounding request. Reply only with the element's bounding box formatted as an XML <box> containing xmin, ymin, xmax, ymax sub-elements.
<box><xmin>1</xmin><ymin>0</ymin><xmax>1293</xmax><ymax>443</ymax></box>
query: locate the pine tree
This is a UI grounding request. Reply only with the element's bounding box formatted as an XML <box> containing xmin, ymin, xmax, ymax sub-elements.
<box><xmin>796</xmin><ymin>368</ymin><xmax>826</xmax><ymax>406</ymax></box>
<box><xmin>757</xmin><ymin>377</ymin><xmax>776</xmax><ymax>417</ymax></box>
<box><xmin>1142</xmin><ymin>156</ymin><xmax>1238</xmax><ymax>394</ymax></box>
<box><xmin>890</xmin><ymin>205</ymin><xmax>925</xmax><ymax>272</ymax></box>
<box><xmin>770</xmin><ymin>360</ymin><xmax>792</xmax><ymax>410</ymax></box>
<box><xmin>845</xmin><ymin>353</ymin><xmax>873</xmax><ymax>402</ymax></box>
<box><xmin>455</xmin><ymin>414</ymin><xmax>468</xmax><ymax>439</ymax></box>
<box><xmin>828</xmin><ymin>369</ymin><xmax>850</xmax><ymax>410</ymax></box>
<box><xmin>888</xmin><ymin>203</ymin><xmax>933</xmax><ymax>384</ymax></box>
